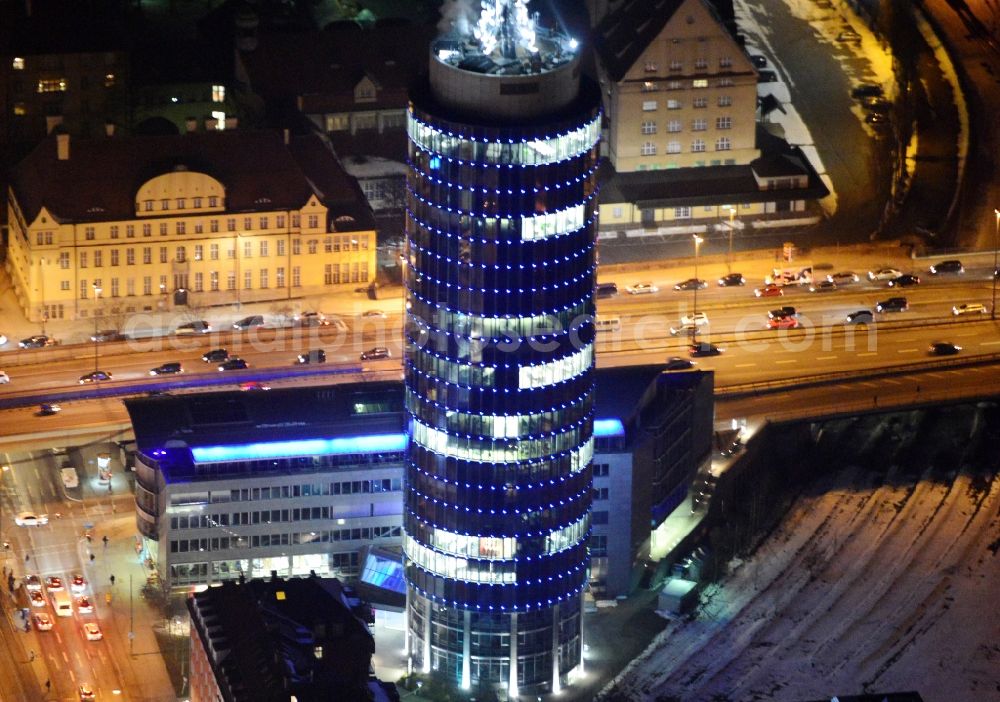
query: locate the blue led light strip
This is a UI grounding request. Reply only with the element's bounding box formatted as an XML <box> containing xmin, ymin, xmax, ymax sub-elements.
<box><xmin>186</xmin><ymin>420</ymin><xmax>620</xmax><ymax>464</ymax></box>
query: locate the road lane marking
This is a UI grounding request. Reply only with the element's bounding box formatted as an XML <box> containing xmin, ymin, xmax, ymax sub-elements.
<box><xmin>858</xmin><ymin>382</ymin><xmax>878</xmax><ymax>388</ymax></box>
<box><xmin>816</xmin><ymin>355</ymin><xmax>837</xmax><ymax>360</ymax></box>
<box><xmin>62</xmin><ymin>650</ymin><xmax>69</xmax><ymax>663</ymax></box>
<box><xmin>734</xmin><ymin>363</ymin><xmax>757</xmax><ymax>368</ymax></box>
<box><xmin>775</xmin><ymin>359</ymin><xmax>797</xmax><ymax>364</ymax></box>
<box><xmin>924</xmin><ymin>373</ymin><xmax>945</xmax><ymax>379</ymax></box>
<box><xmin>952</xmin><ymin>332</ymin><xmax>977</xmax><ymax>338</ymax></box>
<box><xmin>856</xmin><ymin>352</ymin><xmax>878</xmax><ymax>357</ymax></box>
<box><xmin>897</xmin><ymin>348</ymin><xmax>918</xmax><ymax>353</ymax></box>
<box><xmin>883</xmin><ymin>379</ymin><xmax>901</xmax><ymax>385</ymax></box>
<box><xmin>55</xmin><ymin>632</ymin><xmax>62</xmax><ymax>644</ymax></box>
<box><xmin>981</xmin><ymin>340</ymin><xmax>1000</xmax><ymax>346</ymax></box>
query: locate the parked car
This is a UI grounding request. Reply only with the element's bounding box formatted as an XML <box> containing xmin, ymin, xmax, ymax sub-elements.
<box><xmin>673</xmin><ymin>278</ymin><xmax>708</xmax><ymax>291</ymax></box>
<box><xmin>202</xmin><ymin>348</ymin><xmax>229</xmax><ymax>363</ymax></box>
<box><xmin>664</xmin><ymin>357</ymin><xmax>696</xmax><ymax>371</ymax></box>
<box><xmin>689</xmin><ymin>342</ymin><xmax>723</xmax><ymax>357</ymax></box>
<box><xmin>929</xmin><ymin>259</ymin><xmax>964</xmax><ymax>275</ymax></box>
<box><xmin>233</xmin><ymin>315</ymin><xmax>264</xmax><ymax>330</ymax></box>
<box><xmin>717</xmin><ymin>272</ymin><xmax>746</xmax><ymax>287</ymax></box>
<box><xmin>175</xmin><ymin>320</ymin><xmax>211</xmax><ymax>335</ymax></box>
<box><xmin>887</xmin><ymin>273</ymin><xmax>920</xmax><ymax>287</ymax></box>
<box><xmin>360</xmin><ymin>347</ymin><xmax>391</xmax><ymax>361</ymax></box>
<box><xmin>809</xmin><ymin>280</ymin><xmax>838</xmax><ymax>293</ymax></box>
<box><xmin>768</xmin><ymin>315</ymin><xmax>799</xmax><ymax>329</ymax></box>
<box><xmin>827</xmin><ymin>271</ymin><xmax>860</xmax><ymax>284</ymax></box>
<box><xmin>79</xmin><ymin>370</ymin><xmax>112</xmax><ymax>384</ymax></box>
<box><xmin>851</xmin><ymin>84</ymin><xmax>883</xmax><ymax>99</ymax></box>
<box><xmin>846</xmin><ymin>310</ymin><xmax>875</xmax><ymax>324</ymax></box>
<box><xmin>754</xmin><ymin>284</ymin><xmax>784</xmax><ymax>297</ymax></box>
<box><xmin>149</xmin><ymin>362</ymin><xmax>183</xmax><ymax>376</ymax></box>
<box><xmin>15</xmin><ymin>512</ymin><xmax>48</xmax><ymax>527</ymax></box>
<box><xmin>757</xmin><ymin>69</ymin><xmax>778</xmax><ymax>82</ymax></box>
<box><xmin>296</xmin><ymin>349</ymin><xmax>326</xmax><ymax>364</ymax></box>
<box><xmin>868</xmin><ymin>268</ymin><xmax>902</xmax><ymax>281</ymax></box>
<box><xmin>876</xmin><ymin>296</ymin><xmax>908</xmax><ymax>313</ymax></box>
<box><xmin>928</xmin><ymin>342</ymin><xmax>961</xmax><ymax>356</ymax></box>
<box><xmin>218</xmin><ymin>358</ymin><xmax>249</xmax><ymax>371</ymax></box>
<box><xmin>19</xmin><ymin>335</ymin><xmax>53</xmax><ymax>348</ymax></box>
<box><xmin>625</xmin><ymin>282</ymin><xmax>658</xmax><ymax>295</ymax></box>
<box><xmin>953</xmin><ymin>303</ymin><xmax>987</xmax><ymax>316</ymax></box>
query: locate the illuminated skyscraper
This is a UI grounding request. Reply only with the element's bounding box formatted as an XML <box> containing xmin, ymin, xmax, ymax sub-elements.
<box><xmin>402</xmin><ymin>1</ymin><xmax>602</xmax><ymax>696</ymax></box>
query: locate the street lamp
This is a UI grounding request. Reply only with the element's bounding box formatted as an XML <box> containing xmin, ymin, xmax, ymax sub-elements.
<box><xmin>993</xmin><ymin>209</ymin><xmax>998</xmax><ymax>321</ymax></box>
<box><xmin>692</xmin><ymin>234</ymin><xmax>704</xmax><ymax>341</ymax></box>
<box><xmin>727</xmin><ymin>207</ymin><xmax>737</xmax><ymax>274</ymax></box>
<box><xmin>92</xmin><ymin>283</ymin><xmax>102</xmax><ymax>372</ymax></box>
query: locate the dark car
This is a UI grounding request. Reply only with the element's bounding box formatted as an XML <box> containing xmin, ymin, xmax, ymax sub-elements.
<box><xmin>673</xmin><ymin>278</ymin><xmax>708</xmax><ymax>291</ymax></box>
<box><xmin>79</xmin><ymin>370</ymin><xmax>112</xmax><ymax>384</ymax></box>
<box><xmin>928</xmin><ymin>342</ymin><xmax>961</xmax><ymax>356</ymax></box>
<box><xmin>749</xmin><ymin>54</ymin><xmax>767</xmax><ymax>68</ymax></box>
<box><xmin>19</xmin><ymin>335</ymin><xmax>53</xmax><ymax>349</ymax></box>
<box><xmin>888</xmin><ymin>274</ymin><xmax>920</xmax><ymax>287</ymax></box>
<box><xmin>175</xmin><ymin>320</ymin><xmax>211</xmax><ymax>335</ymax></box>
<box><xmin>809</xmin><ymin>280</ymin><xmax>837</xmax><ymax>293</ymax></box>
<box><xmin>595</xmin><ymin>282</ymin><xmax>619</xmax><ymax>298</ymax></box>
<box><xmin>296</xmin><ymin>349</ymin><xmax>326</xmax><ymax>364</ymax></box>
<box><xmin>717</xmin><ymin>273</ymin><xmax>746</xmax><ymax>287</ymax></box>
<box><xmin>928</xmin><ymin>259</ymin><xmax>964</xmax><ymax>275</ymax></box>
<box><xmin>689</xmin><ymin>342</ymin><xmax>723</xmax><ymax>357</ymax></box>
<box><xmin>233</xmin><ymin>315</ymin><xmax>264</xmax><ymax>330</ymax></box>
<box><xmin>768</xmin><ymin>306</ymin><xmax>797</xmax><ymax>319</ymax></box>
<box><xmin>90</xmin><ymin>329</ymin><xmax>127</xmax><ymax>343</ymax></box>
<box><xmin>218</xmin><ymin>358</ymin><xmax>249</xmax><ymax>371</ymax></box>
<box><xmin>149</xmin><ymin>362</ymin><xmax>182</xmax><ymax>376</ymax></box>
<box><xmin>852</xmin><ymin>84</ymin><xmax>883</xmax><ymax>99</ymax></box>
<box><xmin>757</xmin><ymin>69</ymin><xmax>778</xmax><ymax>83</ymax></box>
<box><xmin>664</xmin><ymin>357</ymin><xmax>696</xmax><ymax>371</ymax></box>
<box><xmin>865</xmin><ymin>112</ymin><xmax>889</xmax><ymax>126</ymax></box>
<box><xmin>846</xmin><ymin>310</ymin><xmax>874</xmax><ymax>325</ymax></box>
<box><xmin>37</xmin><ymin>403</ymin><xmax>61</xmax><ymax>416</ymax></box>
<box><xmin>876</xmin><ymin>297</ymin><xmax>908</xmax><ymax>313</ymax></box>
<box><xmin>202</xmin><ymin>348</ymin><xmax>229</xmax><ymax>363</ymax></box>
<box><xmin>360</xmin><ymin>347</ymin><xmax>391</xmax><ymax>361</ymax></box>
<box><xmin>863</xmin><ymin>97</ymin><xmax>891</xmax><ymax>114</ymax></box>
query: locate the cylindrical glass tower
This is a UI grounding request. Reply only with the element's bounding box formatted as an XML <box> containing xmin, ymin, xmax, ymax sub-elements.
<box><xmin>402</xmin><ymin>3</ymin><xmax>601</xmax><ymax>697</ymax></box>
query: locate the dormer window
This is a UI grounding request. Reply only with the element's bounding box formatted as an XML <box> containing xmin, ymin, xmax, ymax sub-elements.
<box><xmin>212</xmin><ymin>85</ymin><xmax>225</xmax><ymax>103</ymax></box>
<box><xmin>644</xmin><ymin>62</ymin><xmax>657</xmax><ymax>72</ymax></box>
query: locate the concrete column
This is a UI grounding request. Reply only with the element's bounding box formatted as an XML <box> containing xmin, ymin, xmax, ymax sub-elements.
<box><xmin>422</xmin><ymin>596</ymin><xmax>432</xmax><ymax>674</ymax></box>
<box><xmin>508</xmin><ymin>611</ymin><xmax>519</xmax><ymax>699</ymax></box>
<box><xmin>551</xmin><ymin>603</ymin><xmax>561</xmax><ymax>693</ymax></box>
<box><xmin>461</xmin><ymin>609</ymin><xmax>472</xmax><ymax>689</ymax></box>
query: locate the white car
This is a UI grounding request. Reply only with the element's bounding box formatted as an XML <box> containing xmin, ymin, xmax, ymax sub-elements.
<box><xmin>14</xmin><ymin>512</ymin><xmax>48</xmax><ymax>527</ymax></box>
<box><xmin>33</xmin><ymin>612</ymin><xmax>53</xmax><ymax>631</ymax></box>
<box><xmin>0</xmin><ymin>370</ymin><xmax>9</xmax><ymax>384</ymax></box>
<box><xmin>24</xmin><ymin>575</ymin><xmax>42</xmax><ymax>591</ymax></box>
<box><xmin>83</xmin><ymin>622</ymin><xmax>102</xmax><ymax>641</ymax></box>
<box><xmin>827</xmin><ymin>271</ymin><xmax>860</xmax><ymax>284</ymax></box>
<box><xmin>71</xmin><ymin>574</ymin><xmax>87</xmax><ymax>593</ymax></box>
<box><xmin>867</xmin><ymin>268</ymin><xmax>902</xmax><ymax>281</ymax></box>
<box><xmin>76</xmin><ymin>596</ymin><xmax>94</xmax><ymax>614</ymax></box>
<box><xmin>953</xmin><ymin>303</ymin><xmax>987</xmax><ymax>316</ymax></box>
<box><xmin>680</xmin><ymin>312</ymin><xmax>709</xmax><ymax>327</ymax></box>
<box><xmin>0</xmin><ymin>334</ymin><xmax>7</xmax><ymax>346</ymax></box>
<box><xmin>625</xmin><ymin>282</ymin><xmax>658</xmax><ymax>295</ymax></box>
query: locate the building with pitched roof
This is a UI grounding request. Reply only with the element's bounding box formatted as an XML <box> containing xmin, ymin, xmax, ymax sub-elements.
<box><xmin>592</xmin><ymin>0</ymin><xmax>828</xmax><ymax>237</ymax></box>
<box><xmin>5</xmin><ymin>129</ymin><xmax>376</xmax><ymax>323</ymax></box>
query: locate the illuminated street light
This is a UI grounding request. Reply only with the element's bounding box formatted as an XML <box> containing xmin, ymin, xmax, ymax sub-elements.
<box><xmin>692</xmin><ymin>234</ymin><xmax>704</xmax><ymax>341</ymax></box>
<box><xmin>92</xmin><ymin>282</ymin><xmax>102</xmax><ymax>372</ymax></box>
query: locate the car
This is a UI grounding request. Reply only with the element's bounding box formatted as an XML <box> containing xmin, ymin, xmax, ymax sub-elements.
<box><xmin>754</xmin><ymin>284</ymin><xmax>784</xmax><ymax>298</ymax></box>
<box><xmin>673</xmin><ymin>278</ymin><xmax>708</xmax><ymax>291</ymax></box>
<box><xmin>202</xmin><ymin>348</ymin><xmax>229</xmax><ymax>363</ymax></box>
<box><xmin>175</xmin><ymin>320</ymin><xmax>211</xmax><ymax>334</ymax></box>
<box><xmin>828</xmin><ymin>271</ymin><xmax>860</xmax><ymax>284</ymax></box>
<box><xmin>664</xmin><ymin>357</ymin><xmax>696</xmax><ymax>371</ymax></box>
<box><xmin>865</xmin><ymin>111</ymin><xmax>889</xmax><ymax>126</ymax></box>
<box><xmin>37</xmin><ymin>403</ymin><xmax>61</xmax><ymax>416</ymax></box>
<box><xmin>79</xmin><ymin>684</ymin><xmax>96</xmax><ymax>701</ymax></box>
<box><xmin>292</xmin><ymin>311</ymin><xmax>330</xmax><ymax>327</ymax></box>
<box><xmin>852</xmin><ymin>84</ymin><xmax>883</xmax><ymax>99</ymax></box>
<box><xmin>15</xmin><ymin>512</ymin><xmax>48</xmax><ymax>527</ymax></box>
<box><xmin>929</xmin><ymin>342</ymin><xmax>961</xmax><ymax>356</ymax></box>
<box><xmin>30</xmin><ymin>590</ymin><xmax>46</xmax><ymax>607</ymax></box>
<box><xmin>888</xmin><ymin>273</ymin><xmax>920</xmax><ymax>287</ymax></box>
<box><xmin>749</xmin><ymin>54</ymin><xmax>767</xmax><ymax>68</ymax></box>
<box><xmin>360</xmin><ymin>347</ymin><xmax>391</xmax><ymax>361</ymax></box>
<box><xmin>596</xmin><ymin>282</ymin><xmax>619</xmax><ymax>298</ymax></box>
<box><xmin>83</xmin><ymin>622</ymin><xmax>102</xmax><ymax>641</ymax></box>
<box><xmin>837</xmin><ymin>28</ymin><xmax>862</xmax><ymax>43</ymax></box>
<box><xmin>876</xmin><ymin>296</ymin><xmax>909</xmax><ymax>313</ymax></box>
<box><xmin>862</xmin><ymin>97</ymin><xmax>891</xmax><ymax>113</ymax></box>
<box><xmin>0</xmin><ymin>370</ymin><xmax>9</xmax><ymax>384</ymax></box>
<box><xmin>0</xmin><ymin>333</ymin><xmax>6</xmax><ymax>346</ymax></box>
<box><xmin>846</xmin><ymin>310</ymin><xmax>875</xmax><ymax>324</ymax></box>
<box><xmin>239</xmin><ymin>381</ymin><xmax>271</xmax><ymax>391</ymax></box>
<box><xmin>33</xmin><ymin>612</ymin><xmax>53</xmax><ymax>631</ymax></box>
<box><xmin>680</xmin><ymin>312</ymin><xmax>709</xmax><ymax>327</ymax></box>
<box><xmin>768</xmin><ymin>306</ymin><xmax>797</xmax><ymax>319</ymax></box>
<box><xmin>296</xmin><ymin>349</ymin><xmax>326</xmax><ymax>364</ymax></box>
<box><xmin>809</xmin><ymin>280</ymin><xmax>838</xmax><ymax>292</ymax></box>
<box><xmin>718</xmin><ymin>272</ymin><xmax>746</xmax><ymax>287</ymax></box>
<box><xmin>233</xmin><ymin>315</ymin><xmax>264</xmax><ymax>330</ymax></box>
<box><xmin>24</xmin><ymin>575</ymin><xmax>42</xmax><ymax>591</ymax></box>
<box><xmin>76</xmin><ymin>596</ymin><xmax>94</xmax><ymax>614</ymax></box>
<box><xmin>79</xmin><ymin>370</ymin><xmax>112</xmax><ymax>384</ymax></box>
<box><xmin>929</xmin><ymin>259</ymin><xmax>964</xmax><ymax>275</ymax></box>
<box><xmin>19</xmin><ymin>335</ymin><xmax>53</xmax><ymax>349</ymax></box>
<box><xmin>768</xmin><ymin>315</ymin><xmax>799</xmax><ymax>329</ymax></box>
<box><xmin>953</xmin><ymin>303</ymin><xmax>987</xmax><ymax>316</ymax></box>
<box><xmin>44</xmin><ymin>576</ymin><xmax>63</xmax><ymax>592</ymax></box>
<box><xmin>689</xmin><ymin>342</ymin><xmax>723</xmax><ymax>357</ymax></box>
<box><xmin>361</xmin><ymin>309</ymin><xmax>387</xmax><ymax>318</ymax></box>
<box><xmin>149</xmin><ymin>362</ymin><xmax>183</xmax><ymax>376</ymax></box>
<box><xmin>757</xmin><ymin>69</ymin><xmax>778</xmax><ymax>83</ymax></box>
<box><xmin>90</xmin><ymin>329</ymin><xmax>127</xmax><ymax>342</ymax></box>
<box><xmin>218</xmin><ymin>358</ymin><xmax>249</xmax><ymax>371</ymax></box>
<box><xmin>71</xmin><ymin>574</ymin><xmax>86</xmax><ymax>593</ymax></box>
<box><xmin>868</xmin><ymin>268</ymin><xmax>903</xmax><ymax>281</ymax></box>
<box><xmin>625</xmin><ymin>282</ymin><xmax>658</xmax><ymax>295</ymax></box>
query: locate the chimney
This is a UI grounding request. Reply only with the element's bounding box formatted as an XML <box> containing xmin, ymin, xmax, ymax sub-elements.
<box><xmin>45</xmin><ymin>115</ymin><xmax>63</xmax><ymax>134</ymax></box>
<box><xmin>283</xmin><ymin>128</ymin><xmax>289</xmax><ymax>145</ymax></box>
<box><xmin>105</xmin><ymin>121</ymin><xmax>115</xmax><ymax>137</ymax></box>
<box><xmin>185</xmin><ymin>117</ymin><xmax>197</xmax><ymax>133</ymax></box>
<box><xmin>56</xmin><ymin>133</ymin><xmax>70</xmax><ymax>161</ymax></box>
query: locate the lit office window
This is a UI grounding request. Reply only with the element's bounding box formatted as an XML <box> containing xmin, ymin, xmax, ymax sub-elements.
<box><xmin>212</xmin><ymin>85</ymin><xmax>225</xmax><ymax>103</ymax></box>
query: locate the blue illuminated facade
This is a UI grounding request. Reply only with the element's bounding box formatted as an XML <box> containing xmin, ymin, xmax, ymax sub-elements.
<box><xmin>402</xmin><ymin>10</ymin><xmax>602</xmax><ymax>695</ymax></box>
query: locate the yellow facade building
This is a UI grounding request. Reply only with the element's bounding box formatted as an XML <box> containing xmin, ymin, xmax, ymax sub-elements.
<box><xmin>6</xmin><ymin>130</ymin><xmax>376</xmax><ymax>323</ymax></box>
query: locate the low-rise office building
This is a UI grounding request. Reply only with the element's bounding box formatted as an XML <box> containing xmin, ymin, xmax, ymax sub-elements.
<box><xmin>126</xmin><ymin>368</ymin><xmax>714</xmax><ymax>597</ymax></box>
